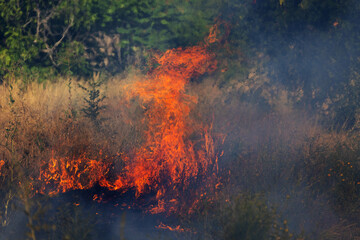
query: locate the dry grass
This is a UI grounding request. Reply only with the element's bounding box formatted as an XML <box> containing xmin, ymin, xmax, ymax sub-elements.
<box><xmin>0</xmin><ymin>73</ymin><xmax>146</xmax><ymax>180</ymax></box>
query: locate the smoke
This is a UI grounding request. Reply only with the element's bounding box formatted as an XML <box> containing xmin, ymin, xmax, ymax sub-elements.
<box><xmin>189</xmin><ymin>69</ymin><xmax>352</xmax><ymax>237</ymax></box>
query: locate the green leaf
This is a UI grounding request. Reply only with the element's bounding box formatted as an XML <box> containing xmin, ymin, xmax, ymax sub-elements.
<box><xmin>116</xmin><ymin>27</ymin><xmax>131</xmax><ymax>34</ymax></box>
<box><xmin>120</xmin><ymin>40</ymin><xmax>130</xmax><ymax>47</ymax></box>
<box><xmin>137</xmin><ymin>18</ymin><xmax>150</xmax><ymax>24</ymax></box>
<box><xmin>152</xmin><ymin>12</ymin><xmax>167</xmax><ymax>18</ymax></box>
<box><xmin>133</xmin><ymin>35</ymin><xmax>147</xmax><ymax>44</ymax></box>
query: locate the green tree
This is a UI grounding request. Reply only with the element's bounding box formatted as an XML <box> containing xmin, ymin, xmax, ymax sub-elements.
<box><xmin>220</xmin><ymin>0</ymin><xmax>360</xmax><ymax>127</ymax></box>
<box><xmin>0</xmin><ymin>0</ymin><xmax>221</xmax><ymax>81</ymax></box>
<box><xmin>78</xmin><ymin>72</ymin><xmax>106</xmax><ymax>128</ymax></box>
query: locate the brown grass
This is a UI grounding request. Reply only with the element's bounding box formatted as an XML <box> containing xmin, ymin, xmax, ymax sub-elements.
<box><xmin>0</xmin><ymin>72</ymin><xmax>146</xmax><ymax>178</ymax></box>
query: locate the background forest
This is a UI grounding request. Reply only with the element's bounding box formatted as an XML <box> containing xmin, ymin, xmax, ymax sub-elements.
<box><xmin>1</xmin><ymin>0</ymin><xmax>360</xmax><ymax>239</ymax></box>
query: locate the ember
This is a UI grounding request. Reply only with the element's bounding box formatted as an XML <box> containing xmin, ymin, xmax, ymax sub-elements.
<box><xmin>156</xmin><ymin>222</ymin><xmax>189</xmax><ymax>232</ymax></box>
<box><xmin>0</xmin><ymin>160</ymin><xmax>4</xmax><ymax>173</ymax></box>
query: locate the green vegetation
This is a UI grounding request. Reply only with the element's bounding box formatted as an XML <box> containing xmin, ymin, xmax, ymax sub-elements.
<box><xmin>0</xmin><ymin>0</ymin><xmax>219</xmax><ymax>80</ymax></box>
<box><xmin>220</xmin><ymin>0</ymin><xmax>360</xmax><ymax>127</ymax></box>
<box><xmin>78</xmin><ymin>72</ymin><xmax>106</xmax><ymax>127</ymax></box>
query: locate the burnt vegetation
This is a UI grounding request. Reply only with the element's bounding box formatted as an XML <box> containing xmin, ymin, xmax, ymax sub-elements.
<box><xmin>1</xmin><ymin>0</ymin><xmax>360</xmax><ymax>239</ymax></box>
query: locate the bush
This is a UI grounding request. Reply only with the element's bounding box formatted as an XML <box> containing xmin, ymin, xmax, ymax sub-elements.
<box><xmin>221</xmin><ymin>194</ymin><xmax>294</xmax><ymax>240</ymax></box>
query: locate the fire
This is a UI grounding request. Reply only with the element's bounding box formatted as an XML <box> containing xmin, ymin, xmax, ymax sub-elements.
<box><xmin>37</xmin><ymin>153</ymin><xmax>110</xmax><ymax>196</ymax></box>
<box><xmin>33</xmin><ymin>23</ymin><xmax>222</xmax><ymax>213</ymax></box>
<box><xmin>120</xmin><ymin>43</ymin><xmax>218</xmax><ymax>211</ymax></box>
<box><xmin>156</xmin><ymin>222</ymin><xmax>189</xmax><ymax>232</ymax></box>
<box><xmin>93</xmin><ymin>194</ymin><xmax>104</xmax><ymax>203</ymax></box>
<box><xmin>0</xmin><ymin>160</ymin><xmax>4</xmax><ymax>174</ymax></box>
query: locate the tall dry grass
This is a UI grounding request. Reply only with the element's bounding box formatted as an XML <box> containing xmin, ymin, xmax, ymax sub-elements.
<box><xmin>0</xmin><ymin>73</ymin><xmax>149</xmax><ymax>200</ymax></box>
<box><xmin>0</xmin><ymin>72</ymin><xmax>147</xmax><ymax>238</ymax></box>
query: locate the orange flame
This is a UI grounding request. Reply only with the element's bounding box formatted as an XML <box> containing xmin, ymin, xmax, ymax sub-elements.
<box><xmin>0</xmin><ymin>160</ymin><xmax>4</xmax><ymax>172</ymax></box>
<box><xmin>37</xmin><ymin>153</ymin><xmax>110</xmax><ymax>196</ymax></box>
<box><xmin>156</xmin><ymin>222</ymin><xmax>189</xmax><ymax>232</ymax></box>
<box><xmin>118</xmin><ymin>28</ymin><xmax>220</xmax><ymax>212</ymax></box>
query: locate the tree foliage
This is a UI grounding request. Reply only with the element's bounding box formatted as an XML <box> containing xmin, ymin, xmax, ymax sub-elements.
<box><xmin>220</xmin><ymin>0</ymin><xmax>360</xmax><ymax>127</ymax></box>
<box><xmin>0</xmin><ymin>0</ymin><xmax>218</xmax><ymax>81</ymax></box>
